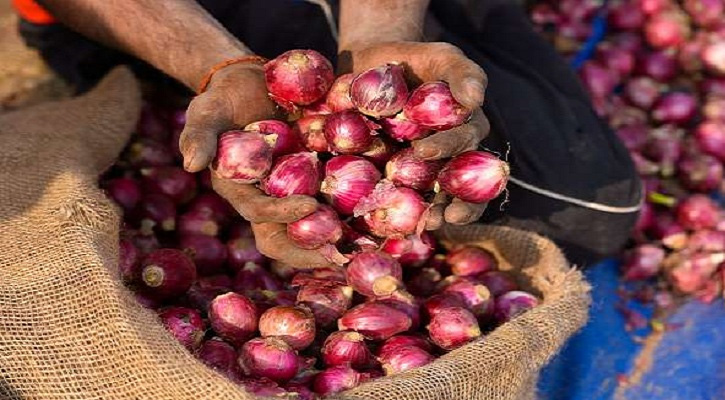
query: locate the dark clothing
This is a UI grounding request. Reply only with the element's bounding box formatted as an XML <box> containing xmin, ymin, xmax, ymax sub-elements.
<box><xmin>18</xmin><ymin>0</ymin><xmax>641</xmax><ymax>266</ymax></box>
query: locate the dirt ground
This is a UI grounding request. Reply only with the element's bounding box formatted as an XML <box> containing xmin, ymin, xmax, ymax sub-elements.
<box><xmin>0</xmin><ymin>0</ymin><xmax>71</xmax><ymax>110</ymax></box>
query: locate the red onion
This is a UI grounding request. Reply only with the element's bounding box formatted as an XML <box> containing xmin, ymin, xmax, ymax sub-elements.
<box><xmin>632</xmin><ymin>152</ymin><xmax>659</xmax><ymax>176</ymax></box>
<box><xmin>702</xmin><ymin>39</ymin><xmax>725</xmax><ymax>76</ymax></box>
<box><xmin>321</xmin><ymin>330</ymin><xmax>374</xmax><ymax>368</ymax></box>
<box><xmin>623</xmin><ymin>77</ymin><xmax>660</xmax><ymax>109</ymax></box>
<box><xmin>688</xmin><ymin>230</ymin><xmax>725</xmax><ymax>252</ymax></box>
<box><xmin>403</xmin><ymin>81</ymin><xmax>472</xmax><ymax>130</ymax></box>
<box><xmin>637</xmin><ymin>51</ymin><xmax>678</xmax><ymax>82</ymax></box>
<box><xmin>494</xmin><ymin>291</ymin><xmax>540</xmax><ymax>324</ymax></box>
<box><xmin>649</xmin><ymin>213</ymin><xmax>688</xmax><ymax>250</ymax></box>
<box><xmin>197</xmin><ymin>274</ymin><xmax>233</xmax><ymax>291</ymax></box>
<box><xmin>379</xmin><ymin>346</ymin><xmax>434</xmax><ymax>375</ymax></box>
<box><xmin>208</xmin><ymin>292</ymin><xmax>258</xmax><ymax>345</ymax></box>
<box><xmin>197</xmin><ymin>337</ymin><xmax>239</xmax><ymax>379</ymax></box>
<box><xmin>324</xmin><ymin>110</ymin><xmax>376</xmax><ymax>154</ymax></box>
<box><xmin>597</xmin><ymin>45</ymin><xmax>635</xmax><ymax>80</ymax></box>
<box><xmin>244</xmin><ymin>119</ymin><xmax>303</xmax><ymax>157</ymax></box>
<box><xmin>385</xmin><ymin>148</ymin><xmax>443</xmax><ymax>190</ymax></box>
<box><xmin>701</xmin><ymin>78</ymin><xmax>725</xmax><ymax>96</ymax></box>
<box><xmin>239</xmin><ymin>378</ymin><xmax>287</xmax><ymax>396</ymax></box>
<box><xmin>134</xmin><ymin>291</ymin><xmax>161</xmax><ymax>309</ymax></box>
<box><xmin>264</xmin><ymin>49</ymin><xmax>334</xmax><ymax>106</ymax></box>
<box><xmin>677</xmin><ymin>195</ymin><xmax>721</xmax><ymax>230</ymax></box>
<box><xmin>126</xmin><ymin>138</ymin><xmax>174</xmax><ymax>167</ymax></box>
<box><xmin>704</xmin><ymin>96</ymin><xmax>725</xmax><ymax>121</ymax></box>
<box><xmin>128</xmin><ymin>230</ymin><xmax>160</xmax><ymax>255</ymax></box>
<box><xmin>530</xmin><ymin>3</ymin><xmax>560</xmax><ymax>27</ymax></box>
<box><xmin>136</xmin><ymin>193</ymin><xmax>176</xmax><ymax>232</ymax></box>
<box><xmin>608</xmin><ymin>1</ymin><xmax>645</xmax><ymax>31</ymax></box>
<box><xmin>321</xmin><ymin>155</ymin><xmax>381</xmax><ymax>215</ymax></box>
<box><xmin>374</xmin><ymin>289</ymin><xmax>422</xmax><ymax>330</ymax></box>
<box><xmin>211</xmin><ymin>130</ymin><xmax>275</xmax><ymax>183</ymax></box>
<box><xmin>579</xmin><ymin>61</ymin><xmax>617</xmax><ymax>99</ymax></box>
<box><xmin>643</xmin><ymin>126</ymin><xmax>683</xmax><ymax>176</ymax></box>
<box><xmin>313</xmin><ymin>365</ymin><xmax>368</xmax><ymax>396</ymax></box>
<box><xmin>136</xmin><ymin>103</ymin><xmax>169</xmax><ymax>141</ymax></box>
<box><xmin>380</xmin><ymin>113</ymin><xmax>433</xmax><ymax>142</ymax></box>
<box><xmin>185</xmin><ymin>284</ymin><xmax>227</xmax><ymax>312</ymax></box>
<box><xmin>616</xmin><ymin>125</ymin><xmax>649</xmax><ymax>152</ymax></box>
<box><xmin>559</xmin><ymin>0</ymin><xmax>600</xmax><ymax>20</ymax></box>
<box><xmin>377</xmin><ymin>335</ymin><xmax>433</xmax><ymax>359</ymax></box>
<box><xmin>609</xmin><ymin>103</ymin><xmax>649</xmax><ymax>129</ymax></box>
<box><xmin>228</xmin><ymin>221</ymin><xmax>253</xmax><ymax>240</ymax></box>
<box><xmin>327</xmin><ymin>73</ymin><xmax>356</xmax><ymax>112</ymax></box>
<box><xmin>613</xmin><ymin>32</ymin><xmax>644</xmax><ymax>54</ymax></box>
<box><xmin>302</xmin><ymin>100</ymin><xmax>333</xmax><ymax>117</ymax></box>
<box><xmin>621</xmin><ymin>244</ymin><xmax>665</xmax><ymax>281</ymax></box>
<box><xmin>106</xmin><ymin>178</ymin><xmax>141</xmax><ymax>212</ymax></box>
<box><xmin>355</xmin><ymin>181</ymin><xmax>428</xmax><ymax>238</ymax></box>
<box><xmin>447</xmin><ymin>247</ymin><xmax>497</xmax><ymax>277</ymax></box>
<box><xmin>187</xmin><ymin>192</ymin><xmax>235</xmax><ymax>224</ymax></box>
<box><xmin>677</xmin><ymin>154</ymin><xmax>723</xmax><ymax>192</ymax></box>
<box><xmin>426</xmin><ymin>307</ymin><xmax>481</xmax><ymax>351</ymax></box>
<box><xmin>238</xmin><ymin>337</ymin><xmax>300</xmax><ymax>383</ymax></box>
<box><xmin>443</xmin><ymin>280</ymin><xmax>494</xmax><ymax>320</ymax></box>
<box><xmin>227</xmin><ymin>238</ymin><xmax>266</xmax><ymax>272</ymax></box>
<box><xmin>338</xmin><ymin>302</ymin><xmax>412</xmax><ymax>341</ymax></box>
<box><xmin>381</xmin><ymin>232</ymin><xmax>436</xmax><ymax>268</ymax></box>
<box><xmin>644</xmin><ymin>10</ymin><xmax>691</xmax><ymax>49</ymax></box>
<box><xmin>140</xmin><ymin>166</ymin><xmax>197</xmax><ymax>204</ymax></box>
<box><xmin>283</xmin><ymin>383</ymin><xmax>316</xmax><ymax>400</ymax></box>
<box><xmin>423</xmin><ymin>293</ymin><xmax>467</xmax><ymax>318</ymax></box>
<box><xmin>158</xmin><ymin>307</ymin><xmax>205</xmax><ymax>350</ymax></box>
<box><xmin>362</xmin><ymin>137</ymin><xmax>400</xmax><ymax>168</ymax></box>
<box><xmin>407</xmin><ymin>268</ymin><xmax>443</xmax><ymax>297</ymax></box>
<box><xmin>292</xmin><ymin>267</ymin><xmax>347</xmax><ymax>287</ymax></box>
<box><xmin>296</xmin><ymin>283</ymin><xmax>354</xmax><ymax>328</ymax></box>
<box><xmin>119</xmin><ymin>238</ymin><xmax>140</xmax><ymax>283</ymax></box>
<box><xmin>177</xmin><ymin>209</ymin><xmax>220</xmax><ymax>237</ymax></box>
<box><xmin>634</xmin><ymin>202</ymin><xmax>656</xmax><ymax>237</ymax></box>
<box><xmin>347</xmin><ymin>251</ymin><xmax>403</xmax><ymax>297</ymax></box>
<box><xmin>350</xmin><ymin>64</ymin><xmax>409</xmax><ymax>118</ymax></box>
<box><xmin>652</xmin><ymin>92</ymin><xmax>698</xmax><ymax>125</ymax></box>
<box><xmin>139</xmin><ymin>249</ymin><xmax>196</xmax><ymax>300</ymax></box>
<box><xmin>259</xmin><ymin>306</ymin><xmax>316</xmax><ymax>351</ymax></box>
<box><xmin>295</xmin><ymin>115</ymin><xmax>330</xmax><ymax>152</ymax></box>
<box><xmin>558</xmin><ymin>18</ymin><xmax>592</xmax><ymax>43</ymax></box>
<box><xmin>287</xmin><ymin>204</ymin><xmax>343</xmax><ymax>250</ymax></box>
<box><xmin>668</xmin><ymin>252</ymin><xmax>725</xmax><ymax>293</ymax></box>
<box><xmin>695</xmin><ymin>121</ymin><xmax>725</xmax><ymax>161</ymax></box>
<box><xmin>640</xmin><ymin>0</ymin><xmax>672</xmax><ymax>15</ymax></box>
<box><xmin>232</xmin><ymin>261</ymin><xmax>282</xmax><ymax>293</ymax></box>
<box><xmin>437</xmin><ymin>151</ymin><xmax>510</xmax><ymax>204</ymax></box>
<box><xmin>476</xmin><ymin>271</ymin><xmax>519</xmax><ymax>297</ymax></box>
<box><xmin>261</xmin><ymin>152</ymin><xmax>321</xmax><ymax>197</ymax></box>
<box><xmin>178</xmin><ymin>234</ymin><xmax>227</xmax><ymax>276</ymax></box>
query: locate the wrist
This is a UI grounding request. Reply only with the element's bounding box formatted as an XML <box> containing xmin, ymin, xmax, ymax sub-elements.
<box><xmin>338</xmin><ymin>0</ymin><xmax>429</xmax><ymax>52</ymax></box>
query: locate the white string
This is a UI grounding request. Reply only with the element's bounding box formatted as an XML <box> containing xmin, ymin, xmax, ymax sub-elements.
<box><xmin>303</xmin><ymin>0</ymin><xmax>339</xmax><ymax>42</ymax></box>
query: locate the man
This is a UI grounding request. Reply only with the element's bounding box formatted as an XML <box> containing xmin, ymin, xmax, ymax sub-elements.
<box><xmin>15</xmin><ymin>0</ymin><xmax>642</xmax><ymax>267</ymax></box>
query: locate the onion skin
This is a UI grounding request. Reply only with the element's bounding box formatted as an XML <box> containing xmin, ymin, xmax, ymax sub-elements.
<box><xmin>296</xmin><ymin>283</ymin><xmax>354</xmax><ymax>328</ymax></box>
<box><xmin>227</xmin><ymin>238</ymin><xmax>267</xmax><ymax>272</ymax></box>
<box><xmin>426</xmin><ymin>307</ymin><xmax>481</xmax><ymax>351</ymax></box>
<box><xmin>677</xmin><ymin>154</ymin><xmax>723</xmax><ymax>192</ymax></box>
<box><xmin>380</xmin><ymin>113</ymin><xmax>433</xmax><ymax>142</ymax></box>
<box><xmin>136</xmin><ymin>193</ymin><xmax>176</xmax><ymax>232</ymax></box>
<box><xmin>232</xmin><ymin>262</ymin><xmax>283</xmax><ymax>293</ymax></box>
<box><xmin>324</xmin><ymin>110</ymin><xmax>376</xmax><ymax>154</ymax></box>
<box><xmin>140</xmin><ymin>166</ymin><xmax>197</xmax><ymax>205</ymax></box>
<box><xmin>443</xmin><ymin>280</ymin><xmax>494</xmax><ymax>320</ymax></box>
<box><xmin>355</xmin><ymin>181</ymin><xmax>428</xmax><ymax>238</ymax></box>
<box><xmin>637</xmin><ymin>50</ymin><xmax>678</xmax><ymax>82</ymax></box>
<box><xmin>346</xmin><ymin>251</ymin><xmax>403</xmax><ymax>297</ymax></box>
<box><xmin>437</xmin><ymin>151</ymin><xmax>510</xmax><ymax>204</ymax></box>
<box><xmin>313</xmin><ymin>365</ymin><xmax>367</xmax><ymax>396</ymax></box>
<box><xmin>238</xmin><ymin>337</ymin><xmax>300</xmax><ymax>383</ymax></box>
<box><xmin>385</xmin><ymin>148</ymin><xmax>444</xmax><ymax>190</ymax></box>
<box><xmin>287</xmin><ymin>204</ymin><xmax>343</xmax><ymax>250</ymax></box>
<box><xmin>494</xmin><ymin>291</ymin><xmax>540</xmax><ymax>324</ymax></box>
<box><xmin>261</xmin><ymin>152</ymin><xmax>321</xmax><ymax>197</ymax></box>
<box><xmin>295</xmin><ymin>115</ymin><xmax>330</xmax><ymax>152</ymax></box>
<box><xmin>106</xmin><ymin>178</ymin><xmax>141</xmax><ymax>212</ymax></box>
<box><xmin>623</xmin><ymin>77</ymin><xmax>661</xmax><ymax>109</ymax></box>
<box><xmin>244</xmin><ymin>119</ymin><xmax>303</xmax><ymax>157</ymax></box>
<box><xmin>211</xmin><ymin>130</ymin><xmax>275</xmax><ymax>183</ymax></box>
<box><xmin>187</xmin><ymin>192</ymin><xmax>235</xmax><ymax>225</ymax></box>
<box><xmin>158</xmin><ymin>307</ymin><xmax>205</xmax><ymax>351</ymax></box>
<box><xmin>139</xmin><ymin>249</ymin><xmax>196</xmax><ymax>300</ymax></box>
<box><xmin>338</xmin><ymin>302</ymin><xmax>412</xmax><ymax>341</ymax></box>
<box><xmin>687</xmin><ymin>230</ymin><xmax>725</xmax><ymax>253</ymax></box>
<box><xmin>377</xmin><ymin>335</ymin><xmax>433</xmax><ymax>360</ymax></box>
<box><xmin>423</xmin><ymin>293</ymin><xmax>467</xmax><ymax>318</ymax></box>
<box><xmin>476</xmin><ymin>271</ymin><xmax>519</xmax><ymax>297</ymax></box>
<box><xmin>407</xmin><ymin>268</ymin><xmax>443</xmax><ymax>297</ymax></box>
<box><xmin>380</xmin><ymin>346</ymin><xmax>435</xmax><ymax>375</ymax></box>
<box><xmin>264</xmin><ymin>49</ymin><xmax>334</xmax><ymax>106</ymax></box>
<box><xmin>321</xmin><ymin>330</ymin><xmax>374</xmax><ymax>368</ymax></box>
<box><xmin>381</xmin><ymin>232</ymin><xmax>436</xmax><ymax>268</ymax></box>
<box><xmin>694</xmin><ymin>121</ymin><xmax>725</xmax><ymax>161</ymax></box>
<box><xmin>321</xmin><ymin>155</ymin><xmax>381</xmax><ymax>215</ymax></box>
<box><xmin>178</xmin><ymin>234</ymin><xmax>228</xmax><ymax>276</ymax></box>
<box><xmin>350</xmin><ymin>64</ymin><xmax>409</xmax><ymax>118</ymax></box>
<box><xmin>621</xmin><ymin>245</ymin><xmax>665</xmax><ymax>281</ymax></box>
<box><xmin>676</xmin><ymin>195</ymin><xmax>721</xmax><ymax>231</ymax></box>
<box><xmin>403</xmin><ymin>82</ymin><xmax>472</xmax><ymax>130</ymax></box>
<box><xmin>119</xmin><ymin>238</ymin><xmax>140</xmax><ymax>283</ymax></box>
<box><xmin>197</xmin><ymin>337</ymin><xmax>240</xmax><ymax>379</ymax></box>
<box><xmin>177</xmin><ymin>209</ymin><xmax>219</xmax><ymax>237</ymax></box>
<box><xmin>361</xmin><ymin>137</ymin><xmax>400</xmax><ymax>168</ymax></box>
<box><xmin>208</xmin><ymin>292</ymin><xmax>258</xmax><ymax>345</ymax></box>
<box><xmin>326</xmin><ymin>73</ymin><xmax>356</xmax><ymax>112</ymax></box>
<box><xmin>644</xmin><ymin>10</ymin><xmax>691</xmax><ymax>49</ymax></box>
<box><xmin>259</xmin><ymin>306</ymin><xmax>316</xmax><ymax>351</ymax></box>
<box><xmin>652</xmin><ymin>92</ymin><xmax>698</xmax><ymax>125</ymax></box>
<box><xmin>447</xmin><ymin>247</ymin><xmax>497</xmax><ymax>277</ymax></box>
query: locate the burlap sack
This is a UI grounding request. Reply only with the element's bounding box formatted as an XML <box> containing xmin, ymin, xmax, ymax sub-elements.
<box><xmin>0</xmin><ymin>67</ymin><xmax>591</xmax><ymax>400</ymax></box>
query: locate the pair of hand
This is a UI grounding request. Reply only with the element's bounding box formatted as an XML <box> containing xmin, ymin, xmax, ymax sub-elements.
<box><xmin>179</xmin><ymin>42</ymin><xmax>490</xmax><ymax>268</ymax></box>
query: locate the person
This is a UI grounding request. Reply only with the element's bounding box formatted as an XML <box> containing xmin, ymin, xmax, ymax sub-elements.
<box><xmin>14</xmin><ymin>0</ymin><xmax>642</xmax><ymax>267</ymax></box>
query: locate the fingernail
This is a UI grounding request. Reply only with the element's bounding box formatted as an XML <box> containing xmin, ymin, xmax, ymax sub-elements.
<box><xmin>297</xmin><ymin>203</ymin><xmax>317</xmax><ymax>217</ymax></box>
<box><xmin>419</xmin><ymin>147</ymin><xmax>441</xmax><ymax>159</ymax></box>
<box><xmin>183</xmin><ymin>153</ymin><xmax>195</xmax><ymax>171</ymax></box>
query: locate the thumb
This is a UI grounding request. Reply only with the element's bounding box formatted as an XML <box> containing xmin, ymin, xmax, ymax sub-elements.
<box><xmin>179</xmin><ymin>93</ymin><xmax>234</xmax><ymax>172</ymax></box>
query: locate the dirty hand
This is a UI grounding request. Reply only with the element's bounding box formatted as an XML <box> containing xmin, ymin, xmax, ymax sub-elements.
<box><xmin>342</xmin><ymin>41</ymin><xmax>491</xmax><ymax>229</ymax></box>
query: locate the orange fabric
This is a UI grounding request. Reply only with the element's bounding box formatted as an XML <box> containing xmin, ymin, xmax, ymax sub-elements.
<box><xmin>12</xmin><ymin>0</ymin><xmax>56</xmax><ymax>25</ymax></box>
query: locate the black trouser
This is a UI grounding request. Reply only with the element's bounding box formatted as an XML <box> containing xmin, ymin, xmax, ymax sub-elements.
<box><xmin>19</xmin><ymin>0</ymin><xmax>641</xmax><ymax>266</ymax></box>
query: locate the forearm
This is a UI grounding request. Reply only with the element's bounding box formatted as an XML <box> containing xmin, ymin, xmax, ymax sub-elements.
<box><xmin>38</xmin><ymin>0</ymin><xmax>251</xmax><ymax>90</ymax></box>
<box><xmin>338</xmin><ymin>0</ymin><xmax>430</xmax><ymax>50</ymax></box>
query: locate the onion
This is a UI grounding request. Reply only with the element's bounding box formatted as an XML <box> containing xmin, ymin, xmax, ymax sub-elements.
<box><xmin>346</xmin><ymin>251</ymin><xmax>402</xmax><ymax>297</ymax></box>
<box><xmin>403</xmin><ymin>81</ymin><xmax>472</xmax><ymax>130</ymax></box>
<box><xmin>119</xmin><ymin>238</ymin><xmax>140</xmax><ymax>283</ymax></box>
<box><xmin>597</xmin><ymin>45</ymin><xmax>635</xmax><ymax>80</ymax></box>
<box><xmin>608</xmin><ymin>1</ymin><xmax>645</xmax><ymax>31</ymax></box>
<box><xmin>211</xmin><ymin>130</ymin><xmax>275</xmax><ymax>183</ymax></box>
<box><xmin>426</xmin><ymin>307</ymin><xmax>481</xmax><ymax>351</ymax></box>
<box><xmin>362</xmin><ymin>137</ymin><xmax>400</xmax><ymax>168</ymax></box>
<box><xmin>652</xmin><ymin>92</ymin><xmax>698</xmax><ymax>125</ymax></box>
<box><xmin>623</xmin><ymin>77</ymin><xmax>660</xmax><ymax>109</ymax></box>
<box><xmin>637</xmin><ymin>51</ymin><xmax>678</xmax><ymax>82</ymax></box>
<box><xmin>437</xmin><ymin>151</ymin><xmax>510</xmax><ymax>203</ymax></box>
<box><xmin>264</xmin><ymin>49</ymin><xmax>334</xmax><ymax>106</ymax></box>
<box><xmin>634</xmin><ymin>202</ymin><xmax>656</xmax><ymax>238</ymax></box>
<box><xmin>494</xmin><ymin>291</ymin><xmax>540</xmax><ymax>324</ymax></box>
<box><xmin>185</xmin><ymin>284</ymin><xmax>227</xmax><ymax>312</ymax></box>
<box><xmin>261</xmin><ymin>152</ymin><xmax>321</xmax><ymax>197</ymax></box>
<box><xmin>381</xmin><ymin>232</ymin><xmax>436</xmax><ymax>268</ymax></box>
<box><xmin>447</xmin><ymin>247</ymin><xmax>497</xmax><ymax>277</ymax></box>
<box><xmin>239</xmin><ymin>378</ymin><xmax>287</xmax><ymax>396</ymax></box>
<box><xmin>649</xmin><ymin>213</ymin><xmax>688</xmax><ymax>250</ymax></box>
<box><xmin>136</xmin><ymin>103</ymin><xmax>169</xmax><ymax>141</ymax></box>
<box><xmin>687</xmin><ymin>230</ymin><xmax>725</xmax><ymax>252</ymax></box>
<box><xmin>208</xmin><ymin>292</ymin><xmax>258</xmax><ymax>345</ymax></box>
<box><xmin>228</xmin><ymin>221</ymin><xmax>253</xmax><ymax>240</ymax></box>
<box><xmin>321</xmin><ymin>330</ymin><xmax>374</xmax><ymax>368</ymax></box>
<box><xmin>443</xmin><ymin>280</ymin><xmax>494</xmax><ymax>320</ymax></box>
<box><xmin>579</xmin><ymin>61</ymin><xmax>618</xmax><ymax>98</ymax></box>
<box><xmin>125</xmin><ymin>138</ymin><xmax>174</xmax><ymax>167</ymax></box>
<box><xmin>326</xmin><ymin>73</ymin><xmax>356</xmax><ymax>112</ymax></box>
<box><xmin>197</xmin><ymin>337</ymin><xmax>239</xmax><ymax>379</ymax></box>
<box><xmin>291</xmin><ymin>267</ymin><xmax>347</xmax><ymax>287</ymax></box>
<box><xmin>140</xmin><ymin>166</ymin><xmax>197</xmax><ymax>204</ymax></box>
<box><xmin>701</xmin><ymin>78</ymin><xmax>725</xmax><ymax>96</ymax></box>
<box><xmin>350</xmin><ymin>64</ymin><xmax>409</xmax><ymax>118</ymax></box>
<box><xmin>232</xmin><ymin>261</ymin><xmax>283</xmax><ymax>293</ymax></box>
<box><xmin>244</xmin><ymin>119</ymin><xmax>303</xmax><ymax>157</ymax></box>
<box><xmin>177</xmin><ymin>209</ymin><xmax>220</xmax><ymax>237</ymax></box>
<box><xmin>238</xmin><ymin>337</ymin><xmax>300</xmax><ymax>383</ymax></box>
<box><xmin>476</xmin><ymin>270</ymin><xmax>519</xmax><ymax>297</ymax></box>
<box><xmin>676</xmin><ymin>194</ymin><xmax>721</xmax><ymax>230</ymax></box>
<box><xmin>385</xmin><ymin>148</ymin><xmax>443</xmax><ymax>190</ymax></box>
<box><xmin>287</xmin><ymin>204</ymin><xmax>343</xmax><ymax>250</ymax></box>
<box><xmin>105</xmin><ymin>178</ymin><xmax>141</xmax><ymax>212</ymax></box>
<box><xmin>643</xmin><ymin>126</ymin><xmax>683</xmax><ymax>176</ymax></box>
<box><xmin>678</xmin><ymin>34</ymin><xmax>706</xmax><ymax>73</ymax></box>
<box><xmin>321</xmin><ymin>155</ymin><xmax>381</xmax><ymax>215</ymax></box>
<box><xmin>139</xmin><ymin>249</ymin><xmax>196</xmax><ymax>300</ymax></box>
<box><xmin>158</xmin><ymin>307</ymin><xmax>205</xmax><ymax>350</ymax></box>
<box><xmin>302</xmin><ymin>100</ymin><xmax>333</xmax><ymax>117</ymax></box>
<box><xmin>530</xmin><ymin>3</ymin><xmax>560</xmax><ymax>27</ymax></box>
<box><xmin>197</xmin><ymin>274</ymin><xmax>233</xmax><ymax>291</ymax></box>
<box><xmin>380</xmin><ymin>113</ymin><xmax>433</xmax><ymax>142</ymax></box>
<box><xmin>259</xmin><ymin>306</ymin><xmax>316</xmax><ymax>351</ymax></box>
<box><xmin>338</xmin><ymin>302</ymin><xmax>412</xmax><ymax>341</ymax></box>
<box><xmin>621</xmin><ymin>244</ymin><xmax>665</xmax><ymax>281</ymax></box>
<box><xmin>313</xmin><ymin>365</ymin><xmax>368</xmax><ymax>396</ymax></box>
<box><xmin>407</xmin><ymin>268</ymin><xmax>443</xmax><ymax>297</ymax></box>
<box><xmin>227</xmin><ymin>237</ymin><xmax>266</xmax><ymax>272</ymax></box>
<box><xmin>355</xmin><ymin>181</ymin><xmax>428</xmax><ymax>238</ymax></box>
<box><xmin>640</xmin><ymin>0</ymin><xmax>671</xmax><ymax>15</ymax></box>
<box><xmin>294</xmin><ymin>115</ymin><xmax>330</xmax><ymax>152</ymax></box>
<box><xmin>187</xmin><ymin>192</ymin><xmax>235</xmax><ymax>225</ymax></box>
<box><xmin>704</xmin><ymin>96</ymin><xmax>725</xmax><ymax>121</ymax></box>
<box><xmin>374</xmin><ymin>289</ymin><xmax>422</xmax><ymax>330</ymax></box>
<box><xmin>609</xmin><ymin>103</ymin><xmax>649</xmax><ymax>128</ymax></box>
<box><xmin>667</xmin><ymin>252</ymin><xmax>725</xmax><ymax>293</ymax></box>
<box><xmin>423</xmin><ymin>293</ymin><xmax>466</xmax><ymax>318</ymax></box>
<box><xmin>613</xmin><ymin>32</ymin><xmax>644</xmax><ymax>53</ymax></box>
<box><xmin>128</xmin><ymin>230</ymin><xmax>160</xmax><ymax>255</ymax></box>
<box><xmin>283</xmin><ymin>383</ymin><xmax>316</xmax><ymax>400</ymax></box>
<box><xmin>695</xmin><ymin>121</ymin><xmax>725</xmax><ymax>161</ymax></box>
<box><xmin>134</xmin><ymin>291</ymin><xmax>161</xmax><ymax>309</ymax></box>
<box><xmin>644</xmin><ymin>10</ymin><xmax>691</xmax><ymax>49</ymax></box>
<box><xmin>377</xmin><ymin>335</ymin><xmax>433</xmax><ymax>359</ymax></box>
<box><xmin>379</xmin><ymin>346</ymin><xmax>434</xmax><ymax>375</ymax></box>
<box><xmin>677</xmin><ymin>154</ymin><xmax>723</xmax><ymax>192</ymax></box>
<box><xmin>324</xmin><ymin>110</ymin><xmax>376</xmax><ymax>154</ymax></box>
<box><xmin>296</xmin><ymin>283</ymin><xmax>354</xmax><ymax>328</ymax></box>
<box><xmin>136</xmin><ymin>193</ymin><xmax>176</xmax><ymax>232</ymax></box>
<box><xmin>178</xmin><ymin>234</ymin><xmax>228</xmax><ymax>276</ymax></box>
<box><xmin>616</xmin><ymin>125</ymin><xmax>649</xmax><ymax>152</ymax></box>
<box><xmin>702</xmin><ymin>39</ymin><xmax>725</xmax><ymax>75</ymax></box>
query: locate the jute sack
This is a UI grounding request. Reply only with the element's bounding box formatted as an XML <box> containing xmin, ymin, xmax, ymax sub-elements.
<box><xmin>0</xmin><ymin>68</ymin><xmax>591</xmax><ymax>400</ymax></box>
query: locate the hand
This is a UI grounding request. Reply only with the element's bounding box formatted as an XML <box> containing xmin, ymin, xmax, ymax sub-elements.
<box><xmin>341</xmin><ymin>41</ymin><xmax>491</xmax><ymax>229</ymax></box>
